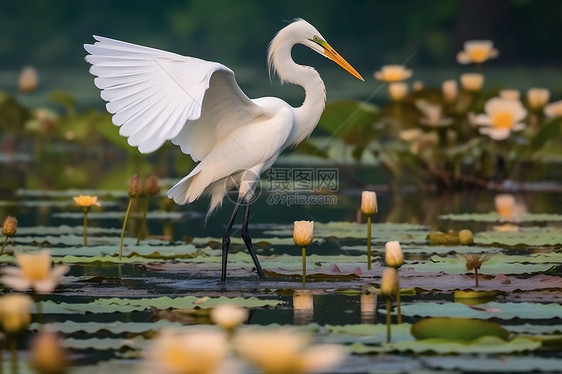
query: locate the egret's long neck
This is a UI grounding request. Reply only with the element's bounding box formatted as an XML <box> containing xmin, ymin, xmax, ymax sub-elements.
<box><xmin>268</xmin><ymin>38</ymin><xmax>326</xmax><ymax>147</ymax></box>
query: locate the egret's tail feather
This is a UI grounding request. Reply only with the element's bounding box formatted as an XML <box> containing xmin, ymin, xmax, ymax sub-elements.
<box><xmin>167</xmin><ymin>171</ymin><xmax>203</xmax><ymax>205</ymax></box>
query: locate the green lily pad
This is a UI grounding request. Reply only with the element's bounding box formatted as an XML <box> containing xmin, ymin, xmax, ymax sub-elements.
<box><xmin>475</xmin><ymin>229</ymin><xmax>562</xmax><ymax>246</ymax></box>
<box><xmin>39</xmin><ymin>295</ymin><xmax>283</xmax><ymax>314</ymax></box>
<box><xmin>395</xmin><ymin>301</ymin><xmax>562</xmax><ymax>320</ymax></box>
<box><xmin>412</xmin><ymin>254</ymin><xmax>556</xmax><ymax>275</ymax></box>
<box><xmin>411</xmin><ymin>317</ymin><xmax>509</xmax><ymax>341</ymax></box>
<box><xmin>423</xmin><ymin>356</ymin><xmax>562</xmax><ymax>372</ymax></box>
<box><xmin>350</xmin><ymin>336</ymin><xmax>540</xmax><ymax>354</ymax></box>
<box><xmin>440</xmin><ymin>212</ymin><xmax>562</xmax><ymax>222</ymax></box>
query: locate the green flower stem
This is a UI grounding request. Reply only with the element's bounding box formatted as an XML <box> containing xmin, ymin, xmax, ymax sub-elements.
<box><xmin>136</xmin><ymin>196</ymin><xmax>150</xmax><ymax>245</ymax></box>
<box><xmin>474</xmin><ymin>267</ymin><xmax>479</xmax><ymax>287</ymax></box>
<box><xmin>386</xmin><ymin>298</ymin><xmax>392</xmax><ymax>343</ymax></box>
<box><xmin>82</xmin><ymin>208</ymin><xmax>89</xmax><ymax>246</ymax></box>
<box><xmin>302</xmin><ymin>246</ymin><xmax>307</xmax><ymax>285</ymax></box>
<box><xmin>9</xmin><ymin>337</ymin><xmax>17</xmax><ymax>374</ymax></box>
<box><xmin>367</xmin><ymin>215</ymin><xmax>372</xmax><ymax>270</ymax></box>
<box><xmin>119</xmin><ymin>198</ymin><xmax>134</xmax><ymax>260</ymax></box>
<box><xmin>0</xmin><ymin>236</ymin><xmax>8</xmax><ymax>256</ymax></box>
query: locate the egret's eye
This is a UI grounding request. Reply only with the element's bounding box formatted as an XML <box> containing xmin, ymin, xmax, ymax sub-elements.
<box><xmin>312</xmin><ymin>35</ymin><xmax>321</xmax><ymax>43</ymax></box>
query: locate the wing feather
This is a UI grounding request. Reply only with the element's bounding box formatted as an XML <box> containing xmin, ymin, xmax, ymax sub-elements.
<box><xmin>84</xmin><ymin>36</ymin><xmax>266</xmax><ymax>155</ymax></box>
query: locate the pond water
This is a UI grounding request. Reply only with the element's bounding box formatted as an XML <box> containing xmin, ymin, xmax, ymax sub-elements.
<box><xmin>0</xmin><ymin>146</ymin><xmax>561</xmax><ymax>373</ymax></box>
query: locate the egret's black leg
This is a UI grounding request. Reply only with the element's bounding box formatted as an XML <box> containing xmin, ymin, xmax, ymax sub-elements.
<box><xmin>221</xmin><ymin>201</ymin><xmax>241</xmax><ymax>283</ymax></box>
<box><xmin>241</xmin><ymin>203</ymin><xmax>266</xmax><ymax>280</ymax></box>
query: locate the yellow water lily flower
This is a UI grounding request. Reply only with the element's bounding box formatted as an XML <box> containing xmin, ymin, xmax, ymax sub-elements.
<box><xmin>374</xmin><ymin>65</ymin><xmax>412</xmax><ymax>82</ymax></box>
<box><xmin>1</xmin><ymin>249</ymin><xmax>69</xmax><ymax>294</ymax></box>
<box><xmin>387</xmin><ymin>82</ymin><xmax>408</xmax><ymax>101</ymax></box>
<box><xmin>385</xmin><ymin>241</ymin><xmax>404</xmax><ymax>268</ymax></box>
<box><xmin>473</xmin><ymin>98</ymin><xmax>527</xmax><ymax>140</ymax></box>
<box><xmin>457</xmin><ymin>40</ymin><xmax>499</xmax><ymax>64</ymax></box>
<box><xmin>73</xmin><ymin>195</ymin><xmax>101</xmax><ymax>208</ymax></box>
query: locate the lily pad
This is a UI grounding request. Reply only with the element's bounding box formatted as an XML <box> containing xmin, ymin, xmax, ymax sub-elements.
<box><xmin>440</xmin><ymin>212</ymin><xmax>562</xmax><ymax>222</ymax></box>
<box><xmin>423</xmin><ymin>356</ymin><xmax>562</xmax><ymax>373</ymax></box>
<box><xmin>350</xmin><ymin>336</ymin><xmax>541</xmax><ymax>354</ymax></box>
<box><xmin>395</xmin><ymin>301</ymin><xmax>562</xmax><ymax>320</ymax></box>
<box><xmin>411</xmin><ymin>317</ymin><xmax>509</xmax><ymax>341</ymax></box>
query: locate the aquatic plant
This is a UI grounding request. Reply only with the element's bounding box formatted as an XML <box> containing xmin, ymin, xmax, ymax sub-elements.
<box><xmin>73</xmin><ymin>194</ymin><xmax>101</xmax><ymax>246</ymax></box>
<box><xmin>361</xmin><ymin>191</ymin><xmax>377</xmax><ymax>270</ymax></box>
<box><xmin>0</xmin><ymin>249</ymin><xmax>69</xmax><ymax>294</ymax></box>
<box><xmin>293</xmin><ymin>220</ymin><xmax>314</xmax><ymax>285</ymax></box>
<box><xmin>1</xmin><ymin>216</ymin><xmax>18</xmax><ymax>256</ymax></box>
<box><xmin>119</xmin><ymin>175</ymin><xmax>140</xmax><ymax>260</ymax></box>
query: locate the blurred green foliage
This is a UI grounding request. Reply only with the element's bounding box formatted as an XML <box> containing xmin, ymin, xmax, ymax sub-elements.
<box><xmin>1</xmin><ymin>0</ymin><xmax>561</xmax><ymax>71</ymax></box>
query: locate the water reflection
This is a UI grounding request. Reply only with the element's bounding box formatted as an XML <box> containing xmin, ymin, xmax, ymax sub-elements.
<box><xmin>360</xmin><ymin>293</ymin><xmax>377</xmax><ymax>324</ymax></box>
<box><xmin>293</xmin><ymin>290</ymin><xmax>313</xmax><ymax>325</ymax></box>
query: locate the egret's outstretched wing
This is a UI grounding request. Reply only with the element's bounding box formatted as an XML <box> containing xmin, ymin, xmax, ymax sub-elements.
<box><xmin>84</xmin><ymin>36</ymin><xmax>265</xmax><ymax>155</ymax></box>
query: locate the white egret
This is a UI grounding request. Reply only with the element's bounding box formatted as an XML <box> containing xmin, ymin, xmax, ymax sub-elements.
<box><xmin>84</xmin><ymin>18</ymin><xmax>363</xmax><ymax>282</ymax></box>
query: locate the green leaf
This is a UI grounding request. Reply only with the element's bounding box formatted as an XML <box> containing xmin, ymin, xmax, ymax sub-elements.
<box><xmin>395</xmin><ymin>301</ymin><xmax>562</xmax><ymax>320</ymax></box>
<box><xmin>39</xmin><ymin>295</ymin><xmax>283</xmax><ymax>314</ymax></box>
<box><xmin>411</xmin><ymin>317</ymin><xmax>509</xmax><ymax>341</ymax></box>
<box><xmin>531</xmin><ymin>118</ymin><xmax>561</xmax><ymax>151</ymax></box>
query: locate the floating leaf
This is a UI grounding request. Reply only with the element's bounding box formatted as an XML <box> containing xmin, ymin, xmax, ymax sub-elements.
<box><xmin>440</xmin><ymin>212</ymin><xmax>562</xmax><ymax>223</ymax></box>
<box><xmin>350</xmin><ymin>336</ymin><xmax>540</xmax><ymax>354</ymax></box>
<box><xmin>395</xmin><ymin>301</ymin><xmax>562</xmax><ymax>320</ymax></box>
<box><xmin>423</xmin><ymin>356</ymin><xmax>562</xmax><ymax>373</ymax></box>
<box><xmin>39</xmin><ymin>295</ymin><xmax>283</xmax><ymax>314</ymax></box>
<box><xmin>411</xmin><ymin>317</ymin><xmax>509</xmax><ymax>341</ymax></box>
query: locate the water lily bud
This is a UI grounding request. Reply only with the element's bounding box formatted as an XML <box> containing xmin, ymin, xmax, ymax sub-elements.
<box><xmin>0</xmin><ymin>294</ymin><xmax>32</xmax><ymax>333</ymax></box>
<box><xmin>458</xmin><ymin>229</ymin><xmax>474</xmax><ymax>245</ymax></box>
<box><xmin>412</xmin><ymin>81</ymin><xmax>424</xmax><ymax>91</ymax></box>
<box><xmin>293</xmin><ymin>221</ymin><xmax>314</xmax><ymax>247</ymax></box>
<box><xmin>145</xmin><ymin>174</ymin><xmax>160</xmax><ymax>196</ymax></box>
<box><xmin>210</xmin><ymin>304</ymin><xmax>248</xmax><ymax>331</ymax></box>
<box><xmin>442</xmin><ymin>80</ymin><xmax>458</xmax><ymax>102</ymax></box>
<box><xmin>31</xmin><ymin>328</ymin><xmax>69</xmax><ymax>374</ymax></box>
<box><xmin>385</xmin><ymin>241</ymin><xmax>404</xmax><ymax>268</ymax></box>
<box><xmin>460</xmin><ymin>73</ymin><xmax>484</xmax><ymax>92</ymax></box>
<box><xmin>499</xmin><ymin>89</ymin><xmax>520</xmax><ymax>101</ymax></box>
<box><xmin>527</xmin><ymin>88</ymin><xmax>550</xmax><ymax>110</ymax></box>
<box><xmin>361</xmin><ymin>191</ymin><xmax>377</xmax><ymax>216</ymax></box>
<box><xmin>18</xmin><ymin>66</ymin><xmax>39</xmax><ymax>93</ymax></box>
<box><xmin>380</xmin><ymin>267</ymin><xmax>399</xmax><ymax>297</ymax></box>
<box><xmin>2</xmin><ymin>216</ymin><xmax>18</xmax><ymax>237</ymax></box>
<box><xmin>128</xmin><ymin>174</ymin><xmax>141</xmax><ymax>198</ymax></box>
<box><xmin>387</xmin><ymin>82</ymin><xmax>408</xmax><ymax>101</ymax></box>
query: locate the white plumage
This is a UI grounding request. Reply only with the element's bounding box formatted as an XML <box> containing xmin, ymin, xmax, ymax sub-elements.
<box><xmin>85</xmin><ymin>18</ymin><xmax>363</xmax><ymax>281</ymax></box>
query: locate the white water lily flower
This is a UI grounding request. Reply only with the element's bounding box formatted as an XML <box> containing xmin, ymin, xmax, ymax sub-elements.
<box><xmin>143</xmin><ymin>328</ymin><xmax>228</xmax><ymax>374</ymax></box>
<box><xmin>473</xmin><ymin>98</ymin><xmax>527</xmax><ymax>140</ymax></box>
<box><xmin>210</xmin><ymin>304</ymin><xmax>248</xmax><ymax>331</ymax></box>
<box><xmin>235</xmin><ymin>328</ymin><xmax>346</xmax><ymax>374</ymax></box>
<box><xmin>417</xmin><ymin>102</ymin><xmax>453</xmax><ymax>127</ymax></box>
<box><xmin>544</xmin><ymin>99</ymin><xmax>562</xmax><ymax>118</ymax></box>
<box><xmin>457</xmin><ymin>40</ymin><xmax>499</xmax><ymax>64</ymax></box>
<box><xmin>374</xmin><ymin>65</ymin><xmax>412</xmax><ymax>82</ymax></box>
<box><xmin>1</xmin><ymin>249</ymin><xmax>69</xmax><ymax>294</ymax></box>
